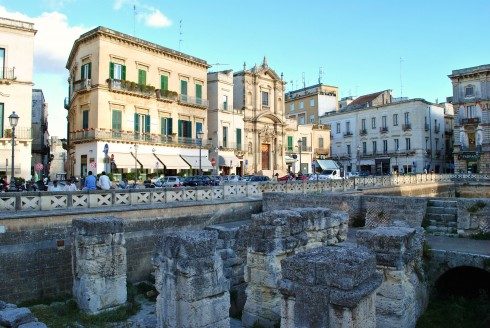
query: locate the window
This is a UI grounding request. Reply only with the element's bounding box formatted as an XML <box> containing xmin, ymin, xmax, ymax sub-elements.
<box><xmin>160</xmin><ymin>75</ymin><xmax>168</xmax><ymax>91</ymax></box>
<box><xmin>382</xmin><ymin>116</ymin><xmax>387</xmax><ymax>128</ymax></box>
<box><xmin>405</xmin><ymin>137</ymin><xmax>411</xmax><ymax>150</ymax></box>
<box><xmin>298</xmin><ymin>115</ymin><xmax>305</xmax><ymax>125</ymax></box>
<box><xmin>383</xmin><ymin>140</ymin><xmax>388</xmax><ymax>153</ymax></box>
<box><xmin>465</xmin><ymin>85</ymin><xmax>474</xmax><ymax>98</ymax></box>
<box><xmin>0</xmin><ymin>48</ymin><xmax>4</xmax><ymax>79</ymax></box>
<box><xmin>404</xmin><ymin>112</ymin><xmax>410</xmax><ymax>124</ymax></box>
<box><xmin>318</xmin><ymin>137</ymin><xmax>324</xmax><ymax>149</ymax></box>
<box><xmin>393</xmin><ymin>114</ymin><xmax>398</xmax><ymax>126</ymax></box>
<box><xmin>0</xmin><ymin>103</ymin><xmax>3</xmax><ymax>138</ymax></box>
<box><xmin>435</xmin><ymin>138</ymin><xmax>439</xmax><ymax>150</ymax></box>
<box><xmin>195</xmin><ymin>122</ymin><xmax>203</xmax><ymax>139</ymax></box>
<box><xmin>425</xmin><ymin>137</ymin><xmax>429</xmax><ymax>149</ymax></box>
<box><xmin>112</xmin><ymin>110</ymin><xmax>122</xmax><ymax>131</ymax></box>
<box><xmin>371</xmin><ymin>117</ymin><xmax>376</xmax><ymax>129</ymax></box>
<box><xmin>180</xmin><ymin>80</ymin><xmax>188</xmax><ymax>96</ymax></box>
<box><xmin>466</xmin><ymin>105</ymin><xmax>476</xmax><ymax>118</ymax></box>
<box><xmin>236</xmin><ymin>128</ymin><xmax>242</xmax><ymax>150</ymax></box>
<box><xmin>347</xmin><ymin>144</ymin><xmax>351</xmax><ymax>156</ymax></box>
<box><xmin>81</xmin><ymin>63</ymin><xmax>91</xmax><ymax>80</ymax></box>
<box><xmin>222</xmin><ymin>126</ymin><xmax>228</xmax><ymax>148</ymax></box>
<box><xmin>178</xmin><ymin>119</ymin><xmax>192</xmax><ymax>138</ymax></box>
<box><xmin>261</xmin><ymin>91</ymin><xmax>269</xmax><ymax>106</ymax></box>
<box><xmin>310</xmin><ymin>99</ymin><xmax>315</xmax><ymax>107</ymax></box>
<box><xmin>289</xmin><ymin>103</ymin><xmax>294</xmax><ymax>111</ymax></box>
<box><xmin>138</xmin><ymin>69</ymin><xmax>147</xmax><ymax>85</ymax></box>
<box><xmin>223</xmin><ymin>95</ymin><xmax>228</xmax><ymax>110</ymax></box>
<box><xmin>109</xmin><ymin>62</ymin><xmax>126</xmax><ymax>80</ymax></box>
<box><xmin>299</xmin><ymin>101</ymin><xmax>304</xmax><ymax>109</ymax></box>
<box><xmin>309</xmin><ymin>114</ymin><xmax>315</xmax><ymax>123</ymax></box>
<box><xmin>82</xmin><ymin>110</ymin><xmax>89</xmax><ymax>129</ymax></box>
<box><xmin>287</xmin><ymin>136</ymin><xmax>293</xmax><ymax>151</ymax></box>
<box><xmin>394</xmin><ymin>139</ymin><xmax>399</xmax><ymax>151</ymax></box>
<box><xmin>134</xmin><ymin>113</ymin><xmax>150</xmax><ymax>137</ymax></box>
<box><xmin>346</xmin><ymin>121</ymin><xmax>351</xmax><ymax>133</ymax></box>
<box><xmin>161</xmin><ymin>117</ymin><xmax>172</xmax><ymax>136</ymax></box>
<box><xmin>195</xmin><ymin>84</ymin><xmax>202</xmax><ymax>103</ymax></box>
<box><xmin>372</xmin><ymin>141</ymin><xmax>377</xmax><ymax>154</ymax></box>
<box><xmin>362</xmin><ymin>142</ymin><xmax>367</xmax><ymax>155</ymax></box>
<box><xmin>336</xmin><ymin>122</ymin><xmax>340</xmax><ymax>134</ymax></box>
<box><xmin>361</xmin><ymin>119</ymin><xmax>366</xmax><ymax>130</ymax></box>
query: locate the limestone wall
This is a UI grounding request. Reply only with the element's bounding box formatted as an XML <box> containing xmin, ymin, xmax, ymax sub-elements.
<box><xmin>362</xmin><ymin>195</ymin><xmax>427</xmax><ymax>228</ymax></box>
<box><xmin>456</xmin><ymin>198</ymin><xmax>490</xmax><ymax>235</ymax></box>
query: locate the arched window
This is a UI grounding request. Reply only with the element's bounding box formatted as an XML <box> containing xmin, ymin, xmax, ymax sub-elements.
<box><xmin>464</xmin><ymin>85</ymin><xmax>474</xmax><ymax>98</ymax></box>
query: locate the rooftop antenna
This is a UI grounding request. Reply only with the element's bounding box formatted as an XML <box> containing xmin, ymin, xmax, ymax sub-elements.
<box><xmin>399</xmin><ymin>57</ymin><xmax>404</xmax><ymax>98</ymax></box>
<box><xmin>133</xmin><ymin>5</ymin><xmax>136</xmax><ymax>36</ymax></box>
<box><xmin>179</xmin><ymin>20</ymin><xmax>183</xmax><ymax>51</ymax></box>
<box><xmin>290</xmin><ymin>80</ymin><xmax>293</xmax><ymax>91</ymax></box>
<box><xmin>302</xmin><ymin>72</ymin><xmax>306</xmax><ymax>89</ymax></box>
<box><xmin>318</xmin><ymin>67</ymin><xmax>324</xmax><ymax>84</ymax></box>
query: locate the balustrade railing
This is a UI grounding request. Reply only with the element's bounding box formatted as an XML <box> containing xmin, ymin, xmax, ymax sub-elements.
<box><xmin>179</xmin><ymin>94</ymin><xmax>209</xmax><ymax>107</ymax></box>
<box><xmin>1</xmin><ymin>67</ymin><xmax>16</xmax><ymax>80</ymax></box>
<box><xmin>1</xmin><ymin>127</ymin><xmax>32</xmax><ymax>139</ymax></box>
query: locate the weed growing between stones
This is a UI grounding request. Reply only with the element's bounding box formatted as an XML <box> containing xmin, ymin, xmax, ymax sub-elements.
<box><xmin>422</xmin><ymin>241</ymin><xmax>432</xmax><ymax>261</ymax></box>
<box><xmin>28</xmin><ymin>282</ymin><xmax>141</xmax><ymax>327</ymax></box>
<box><xmin>421</xmin><ymin>215</ymin><xmax>430</xmax><ymax>229</ymax></box>
<box><xmin>467</xmin><ymin>201</ymin><xmax>486</xmax><ymax>213</ymax></box>
<box><xmin>471</xmin><ymin>232</ymin><xmax>490</xmax><ymax>240</ymax></box>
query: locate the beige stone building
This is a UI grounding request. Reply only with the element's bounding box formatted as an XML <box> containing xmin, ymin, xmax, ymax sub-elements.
<box><xmin>448</xmin><ymin>65</ymin><xmax>490</xmax><ymax>174</ymax></box>
<box><xmin>48</xmin><ymin>136</ymin><xmax>67</xmax><ymax>180</ymax></box>
<box><xmin>233</xmin><ymin>58</ymin><xmax>287</xmax><ymax>176</ymax></box>
<box><xmin>0</xmin><ymin>17</ymin><xmax>36</xmax><ymax>180</ymax></box>
<box><xmin>285</xmin><ymin>83</ymin><xmax>338</xmax><ymax>125</ymax></box>
<box><xmin>207</xmin><ymin>70</ymin><xmax>244</xmax><ymax>175</ymax></box>
<box><xmin>66</xmin><ymin>27</ymin><xmax>212</xmax><ymax>179</ymax></box>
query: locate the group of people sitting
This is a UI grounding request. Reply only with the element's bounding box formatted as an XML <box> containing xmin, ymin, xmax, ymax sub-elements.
<box><xmin>47</xmin><ymin>171</ymin><xmax>112</xmax><ymax>191</ymax></box>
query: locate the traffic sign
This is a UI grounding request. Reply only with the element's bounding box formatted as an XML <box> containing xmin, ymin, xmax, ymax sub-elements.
<box><xmin>89</xmin><ymin>161</ymin><xmax>97</xmax><ymax>169</ymax></box>
<box><xmin>211</xmin><ymin>157</ymin><xmax>216</xmax><ymax>166</ymax></box>
<box><xmin>35</xmin><ymin>163</ymin><xmax>44</xmax><ymax>172</ymax></box>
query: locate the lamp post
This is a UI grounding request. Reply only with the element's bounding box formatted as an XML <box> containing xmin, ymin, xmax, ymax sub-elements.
<box><xmin>197</xmin><ymin>131</ymin><xmax>204</xmax><ymax>175</ymax></box>
<box><xmin>130</xmin><ymin>144</ymin><xmax>138</xmax><ymax>186</ymax></box>
<box><xmin>8</xmin><ymin>112</ymin><xmax>19</xmax><ymax>191</ymax></box>
<box><xmin>356</xmin><ymin>145</ymin><xmax>361</xmax><ymax>173</ymax></box>
<box><xmin>297</xmin><ymin>139</ymin><xmax>303</xmax><ymax>174</ymax></box>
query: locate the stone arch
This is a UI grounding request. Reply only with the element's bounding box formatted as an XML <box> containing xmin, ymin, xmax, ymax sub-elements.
<box><xmin>434</xmin><ymin>265</ymin><xmax>490</xmax><ymax>298</ymax></box>
<box><xmin>254</xmin><ymin>112</ymin><xmax>284</xmax><ymax>125</ymax></box>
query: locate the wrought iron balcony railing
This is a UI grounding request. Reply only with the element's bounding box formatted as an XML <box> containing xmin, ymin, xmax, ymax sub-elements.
<box><xmin>1</xmin><ymin>127</ymin><xmax>32</xmax><ymax>139</ymax></box>
<box><xmin>1</xmin><ymin>67</ymin><xmax>16</xmax><ymax>80</ymax></box>
<box><xmin>379</xmin><ymin>126</ymin><xmax>389</xmax><ymax>133</ymax></box>
<box><xmin>107</xmin><ymin>79</ymin><xmax>155</xmax><ymax>97</ymax></box>
<box><xmin>343</xmin><ymin>131</ymin><xmax>353</xmax><ymax>138</ymax></box>
<box><xmin>402</xmin><ymin>123</ymin><xmax>412</xmax><ymax>131</ymax></box>
<box><xmin>359</xmin><ymin>129</ymin><xmax>367</xmax><ymax>136</ymax></box>
<box><xmin>460</xmin><ymin>117</ymin><xmax>481</xmax><ymax>125</ymax></box>
<box><xmin>179</xmin><ymin>95</ymin><xmax>209</xmax><ymax>108</ymax></box>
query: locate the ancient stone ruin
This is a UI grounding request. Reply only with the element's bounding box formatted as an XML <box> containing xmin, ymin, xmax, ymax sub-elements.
<box><xmin>242</xmin><ymin>208</ymin><xmax>348</xmax><ymax>327</ymax></box>
<box><xmin>279</xmin><ymin>244</ymin><xmax>382</xmax><ymax>328</ymax></box>
<box><xmin>72</xmin><ymin>217</ymin><xmax>127</xmax><ymax>315</ymax></box>
<box><xmin>356</xmin><ymin>226</ymin><xmax>427</xmax><ymax>328</ymax></box>
<box><xmin>0</xmin><ymin>300</ymin><xmax>47</xmax><ymax>328</ymax></box>
<box><xmin>153</xmin><ymin>230</ymin><xmax>230</xmax><ymax>328</ymax></box>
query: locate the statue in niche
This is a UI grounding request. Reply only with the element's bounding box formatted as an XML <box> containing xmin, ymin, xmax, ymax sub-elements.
<box><xmin>476</xmin><ymin>129</ymin><xmax>483</xmax><ymax>146</ymax></box>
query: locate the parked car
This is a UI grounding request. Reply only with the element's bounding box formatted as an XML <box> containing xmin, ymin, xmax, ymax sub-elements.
<box><xmin>222</xmin><ymin>175</ymin><xmax>242</xmax><ymax>183</ymax></box>
<box><xmin>248</xmin><ymin>175</ymin><xmax>270</xmax><ymax>182</ymax></box>
<box><xmin>154</xmin><ymin>176</ymin><xmax>184</xmax><ymax>188</ymax></box>
<box><xmin>182</xmin><ymin>175</ymin><xmax>214</xmax><ymax>187</ymax></box>
<box><xmin>308</xmin><ymin>169</ymin><xmax>343</xmax><ymax>181</ymax></box>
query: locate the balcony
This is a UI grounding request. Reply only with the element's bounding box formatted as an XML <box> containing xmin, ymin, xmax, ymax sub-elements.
<box><xmin>1</xmin><ymin>127</ymin><xmax>32</xmax><ymax>139</ymax></box>
<box><xmin>343</xmin><ymin>131</ymin><xmax>353</xmax><ymax>138</ymax></box>
<box><xmin>359</xmin><ymin>129</ymin><xmax>367</xmax><ymax>136</ymax></box>
<box><xmin>315</xmin><ymin>148</ymin><xmax>329</xmax><ymax>156</ymax></box>
<box><xmin>402</xmin><ymin>123</ymin><xmax>412</xmax><ymax>131</ymax></box>
<box><xmin>425</xmin><ymin>149</ymin><xmax>432</xmax><ymax>158</ymax></box>
<box><xmin>434</xmin><ymin>125</ymin><xmax>440</xmax><ymax>134</ymax></box>
<box><xmin>219</xmin><ymin>142</ymin><xmax>242</xmax><ymax>151</ymax></box>
<box><xmin>0</xmin><ymin>67</ymin><xmax>16</xmax><ymax>81</ymax></box>
<box><xmin>156</xmin><ymin>89</ymin><xmax>178</xmax><ymax>102</ymax></box>
<box><xmin>70</xmin><ymin>129</ymin><xmax>208</xmax><ymax>148</ymax></box>
<box><xmin>107</xmin><ymin>79</ymin><xmax>155</xmax><ymax>97</ymax></box>
<box><xmin>460</xmin><ymin>117</ymin><xmax>481</xmax><ymax>125</ymax></box>
<box><xmin>379</xmin><ymin>126</ymin><xmax>389</xmax><ymax>134</ymax></box>
<box><xmin>179</xmin><ymin>95</ymin><xmax>209</xmax><ymax>108</ymax></box>
<box><xmin>285</xmin><ymin>145</ymin><xmax>312</xmax><ymax>153</ymax></box>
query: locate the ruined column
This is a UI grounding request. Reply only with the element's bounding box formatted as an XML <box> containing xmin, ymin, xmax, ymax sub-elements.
<box><xmin>153</xmin><ymin>230</ymin><xmax>230</xmax><ymax>328</ymax></box>
<box><xmin>72</xmin><ymin>217</ymin><xmax>126</xmax><ymax>314</ymax></box>
<box><xmin>279</xmin><ymin>244</ymin><xmax>381</xmax><ymax>328</ymax></box>
<box><xmin>356</xmin><ymin>226</ymin><xmax>427</xmax><ymax>328</ymax></box>
<box><xmin>242</xmin><ymin>208</ymin><xmax>348</xmax><ymax>327</ymax></box>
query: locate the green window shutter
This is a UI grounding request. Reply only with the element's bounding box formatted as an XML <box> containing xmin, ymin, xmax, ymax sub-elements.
<box><xmin>138</xmin><ymin>69</ymin><xmax>146</xmax><ymax>85</ymax></box>
<box><xmin>145</xmin><ymin>115</ymin><xmax>150</xmax><ymax>133</ymax></box>
<box><xmin>195</xmin><ymin>84</ymin><xmax>202</xmax><ymax>99</ymax></box>
<box><xmin>82</xmin><ymin>110</ymin><xmax>89</xmax><ymax>129</ymax></box>
<box><xmin>109</xmin><ymin>62</ymin><xmax>114</xmax><ymax>79</ymax></box>
<box><xmin>121</xmin><ymin>65</ymin><xmax>126</xmax><ymax>80</ymax></box>
<box><xmin>287</xmin><ymin>136</ymin><xmax>293</xmax><ymax>150</ymax></box>
<box><xmin>87</xmin><ymin>62</ymin><xmax>92</xmax><ymax>79</ymax></box>
<box><xmin>81</xmin><ymin>64</ymin><xmax>86</xmax><ymax>80</ymax></box>
<box><xmin>186</xmin><ymin>121</ymin><xmax>192</xmax><ymax>138</ymax></box>
<box><xmin>236</xmin><ymin>128</ymin><xmax>242</xmax><ymax>149</ymax></box>
<box><xmin>134</xmin><ymin>113</ymin><xmax>140</xmax><ymax>132</ymax></box>
<box><xmin>167</xmin><ymin>118</ymin><xmax>173</xmax><ymax>134</ymax></box>
<box><xmin>160</xmin><ymin>117</ymin><xmax>165</xmax><ymax>135</ymax></box>
<box><xmin>180</xmin><ymin>80</ymin><xmax>187</xmax><ymax>95</ymax></box>
<box><xmin>112</xmin><ymin>110</ymin><xmax>122</xmax><ymax>130</ymax></box>
<box><xmin>160</xmin><ymin>75</ymin><xmax>168</xmax><ymax>91</ymax></box>
<box><xmin>178</xmin><ymin>120</ymin><xmax>182</xmax><ymax>137</ymax></box>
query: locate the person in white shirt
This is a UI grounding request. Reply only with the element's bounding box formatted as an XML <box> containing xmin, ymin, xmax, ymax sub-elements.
<box><xmin>63</xmin><ymin>179</ymin><xmax>78</xmax><ymax>192</ymax></box>
<box><xmin>98</xmin><ymin>171</ymin><xmax>111</xmax><ymax>190</ymax></box>
<box><xmin>48</xmin><ymin>180</ymin><xmax>62</xmax><ymax>192</ymax></box>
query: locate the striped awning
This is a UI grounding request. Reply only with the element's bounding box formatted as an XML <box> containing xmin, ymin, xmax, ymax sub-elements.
<box><xmin>154</xmin><ymin>154</ymin><xmax>190</xmax><ymax>170</ymax></box>
<box><xmin>111</xmin><ymin>152</ymin><xmax>137</xmax><ymax>169</ymax></box>
<box><xmin>136</xmin><ymin>153</ymin><xmax>161</xmax><ymax>169</ymax></box>
<box><xmin>180</xmin><ymin>155</ymin><xmax>213</xmax><ymax>170</ymax></box>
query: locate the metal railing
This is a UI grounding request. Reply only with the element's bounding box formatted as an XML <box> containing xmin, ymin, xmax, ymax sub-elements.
<box><xmin>434</xmin><ymin>125</ymin><xmax>440</xmax><ymax>133</ymax></box>
<box><xmin>219</xmin><ymin>142</ymin><xmax>243</xmax><ymax>150</ymax></box>
<box><xmin>379</xmin><ymin>127</ymin><xmax>389</xmax><ymax>133</ymax></box>
<box><xmin>343</xmin><ymin>131</ymin><xmax>353</xmax><ymax>137</ymax></box>
<box><xmin>156</xmin><ymin>89</ymin><xmax>178</xmax><ymax>101</ymax></box>
<box><xmin>402</xmin><ymin>123</ymin><xmax>412</xmax><ymax>131</ymax></box>
<box><xmin>359</xmin><ymin>129</ymin><xmax>367</xmax><ymax>136</ymax></box>
<box><xmin>108</xmin><ymin>79</ymin><xmax>154</xmax><ymax>97</ymax></box>
<box><xmin>1</xmin><ymin>127</ymin><xmax>32</xmax><ymax>139</ymax></box>
<box><xmin>460</xmin><ymin>117</ymin><xmax>481</xmax><ymax>125</ymax></box>
<box><xmin>1</xmin><ymin>67</ymin><xmax>16</xmax><ymax>80</ymax></box>
<box><xmin>179</xmin><ymin>95</ymin><xmax>209</xmax><ymax>107</ymax></box>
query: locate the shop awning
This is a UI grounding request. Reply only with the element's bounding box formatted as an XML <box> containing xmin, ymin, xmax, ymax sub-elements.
<box><xmin>154</xmin><ymin>154</ymin><xmax>190</xmax><ymax>170</ymax></box>
<box><xmin>316</xmin><ymin>159</ymin><xmax>340</xmax><ymax>171</ymax></box>
<box><xmin>111</xmin><ymin>152</ymin><xmax>137</xmax><ymax>169</ymax></box>
<box><xmin>218</xmin><ymin>155</ymin><xmax>241</xmax><ymax>167</ymax></box>
<box><xmin>136</xmin><ymin>153</ymin><xmax>161</xmax><ymax>169</ymax></box>
<box><xmin>285</xmin><ymin>155</ymin><xmax>297</xmax><ymax>163</ymax></box>
<box><xmin>181</xmin><ymin>155</ymin><xmax>213</xmax><ymax>170</ymax></box>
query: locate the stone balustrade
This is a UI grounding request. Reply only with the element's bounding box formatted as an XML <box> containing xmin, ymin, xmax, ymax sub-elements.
<box><xmin>1</xmin><ymin>173</ymin><xmax>484</xmax><ymax>214</ymax></box>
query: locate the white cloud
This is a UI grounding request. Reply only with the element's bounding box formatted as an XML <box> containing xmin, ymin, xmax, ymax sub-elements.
<box><xmin>143</xmin><ymin>8</ymin><xmax>172</xmax><ymax>28</ymax></box>
<box><xmin>113</xmin><ymin>0</ymin><xmax>132</xmax><ymax>11</ymax></box>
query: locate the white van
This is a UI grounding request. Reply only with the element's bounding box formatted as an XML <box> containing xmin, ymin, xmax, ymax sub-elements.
<box><xmin>308</xmin><ymin>169</ymin><xmax>342</xmax><ymax>180</ymax></box>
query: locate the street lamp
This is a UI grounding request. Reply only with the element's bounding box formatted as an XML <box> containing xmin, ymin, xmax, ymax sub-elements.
<box><xmin>197</xmin><ymin>131</ymin><xmax>204</xmax><ymax>175</ymax></box>
<box><xmin>130</xmin><ymin>144</ymin><xmax>138</xmax><ymax>186</ymax></box>
<box><xmin>297</xmin><ymin>139</ymin><xmax>303</xmax><ymax>174</ymax></box>
<box><xmin>8</xmin><ymin>112</ymin><xmax>19</xmax><ymax>191</ymax></box>
<box><xmin>356</xmin><ymin>145</ymin><xmax>361</xmax><ymax>173</ymax></box>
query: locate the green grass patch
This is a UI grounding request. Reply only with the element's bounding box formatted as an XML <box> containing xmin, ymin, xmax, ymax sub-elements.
<box><xmin>417</xmin><ymin>295</ymin><xmax>490</xmax><ymax>328</ymax></box>
<box><xmin>471</xmin><ymin>232</ymin><xmax>490</xmax><ymax>240</ymax></box>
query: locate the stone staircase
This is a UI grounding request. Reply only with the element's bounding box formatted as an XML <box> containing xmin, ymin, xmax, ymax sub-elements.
<box><xmin>425</xmin><ymin>199</ymin><xmax>458</xmax><ymax>236</ymax></box>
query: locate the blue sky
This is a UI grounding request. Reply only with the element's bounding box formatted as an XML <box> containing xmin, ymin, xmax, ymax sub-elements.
<box><xmin>1</xmin><ymin>0</ymin><xmax>489</xmax><ymax>137</ymax></box>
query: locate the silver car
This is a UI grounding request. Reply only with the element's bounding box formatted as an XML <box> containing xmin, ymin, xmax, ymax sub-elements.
<box><xmin>154</xmin><ymin>176</ymin><xmax>183</xmax><ymax>187</ymax></box>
